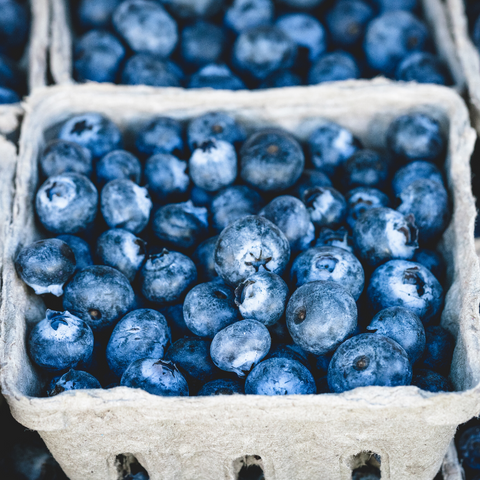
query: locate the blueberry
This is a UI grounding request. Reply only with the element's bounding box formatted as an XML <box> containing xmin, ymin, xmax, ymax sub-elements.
<box><xmin>121</xmin><ymin>358</ymin><xmax>189</xmax><ymax>396</ymax></box>
<box><xmin>152</xmin><ymin>201</ymin><xmax>208</xmax><ymax>250</ymax></box>
<box><xmin>291</xmin><ymin>246</ymin><xmax>364</xmax><ymax>300</ymax></box>
<box><xmin>77</xmin><ymin>0</ymin><xmax>122</xmax><ymax>30</ymax></box>
<box><xmin>233</xmin><ymin>26</ymin><xmax>297</xmax><ymax>82</ymax></box>
<box><xmin>101</xmin><ymin>179</ymin><xmax>152</xmax><ymax>234</ymax></box>
<box><xmin>240</xmin><ymin>129</ymin><xmax>304</xmax><ymax>192</ymax></box>
<box><xmin>165</xmin><ymin>337</ymin><xmax>218</xmax><ymax>391</ymax></box>
<box><xmin>308</xmin><ymin>51</ymin><xmax>360</xmax><ymax>84</ymax></box>
<box><xmin>106</xmin><ymin>309</ymin><xmax>171</xmax><ymax>378</ymax></box>
<box><xmin>386</xmin><ymin>113</ymin><xmax>445</xmax><ymax>164</ymax></box>
<box><xmin>286</xmin><ymin>281</ymin><xmax>357</xmax><ymax>355</ymax></box>
<box><xmin>135</xmin><ymin>117</ymin><xmax>183</xmax><ymax>158</ymax></box>
<box><xmin>39</xmin><ymin>140</ymin><xmax>93</xmax><ymax>179</ymax></box>
<box><xmin>353</xmin><ymin>207</ymin><xmax>418</xmax><ymax>267</ymax></box>
<box><xmin>366</xmin><ymin>307</ymin><xmax>425</xmax><ymax>364</ymax></box>
<box><xmin>0</xmin><ymin>0</ymin><xmax>29</xmax><ymax>54</ymax></box>
<box><xmin>260</xmin><ymin>195</ymin><xmax>315</xmax><ymax>251</ymax></box>
<box><xmin>458</xmin><ymin>426</ymin><xmax>480</xmax><ymax>470</ymax></box>
<box><xmin>96</xmin><ymin>229</ymin><xmax>146</xmax><ymax>282</ymax></box>
<box><xmin>276</xmin><ymin>13</ymin><xmax>326</xmax><ymax>62</ymax></box>
<box><xmin>346</xmin><ymin>187</ymin><xmax>390</xmax><ymax>229</ymax></box>
<box><xmin>326</xmin><ymin>0</ymin><xmax>374</xmax><ymax>48</ymax></box>
<box><xmin>181</xmin><ymin>21</ymin><xmax>225</xmax><ymax>67</ymax></box>
<box><xmin>36</xmin><ymin>173</ymin><xmax>98</xmax><ymax>235</ymax></box>
<box><xmin>364</xmin><ymin>11</ymin><xmax>429</xmax><ymax>76</ymax></box>
<box><xmin>59</xmin><ymin>113</ymin><xmax>122</xmax><ymax>159</ymax></box>
<box><xmin>74</xmin><ymin>30</ymin><xmax>126</xmax><ymax>84</ymax></box>
<box><xmin>245</xmin><ymin>357</ymin><xmax>316</xmax><ymax>395</ymax></box>
<box><xmin>391</xmin><ymin>160</ymin><xmax>444</xmax><ymax>196</ymax></box>
<box><xmin>63</xmin><ymin>265</ymin><xmax>135</xmax><ymax>332</ymax></box>
<box><xmin>279</xmin><ymin>0</ymin><xmax>324</xmax><ymax>8</ymax></box>
<box><xmin>234</xmin><ymin>272</ymin><xmax>289</xmax><ymax>326</ymax></box>
<box><xmin>303</xmin><ymin>186</ymin><xmax>347</xmax><ymax>229</ymax></box>
<box><xmin>192</xmin><ymin>236</ymin><xmax>219</xmax><ymax>282</ymax></box>
<box><xmin>397</xmin><ymin>179</ymin><xmax>450</xmax><ymax>244</ymax></box>
<box><xmin>419</xmin><ymin>325</ymin><xmax>454</xmax><ymax>374</ymax></box>
<box><xmin>214</xmin><ymin>215</ymin><xmax>290</xmax><ymax>286</ymax></box>
<box><xmin>259</xmin><ymin>70</ymin><xmax>302</xmax><ymax>89</ymax></box>
<box><xmin>187</xmin><ymin>112</ymin><xmax>246</xmax><ymax>151</ymax></box>
<box><xmin>139</xmin><ymin>249</ymin><xmax>197</xmax><ymax>305</ymax></box>
<box><xmin>15</xmin><ymin>239</ymin><xmax>76</xmax><ymax>296</ymax></box>
<box><xmin>328</xmin><ymin>333</ymin><xmax>412</xmax><ymax>393</ymax></box>
<box><xmin>315</xmin><ymin>226</ymin><xmax>353</xmax><ymax>252</ymax></box>
<box><xmin>183</xmin><ymin>281</ymin><xmax>240</xmax><ymax>337</ymax></box>
<box><xmin>57</xmin><ymin>235</ymin><xmax>93</xmax><ymax>272</ymax></box>
<box><xmin>367</xmin><ymin>260</ymin><xmax>444</xmax><ymax>324</ymax></box>
<box><xmin>49</xmin><ymin>369</ymin><xmax>101</xmax><ymax>396</ymax></box>
<box><xmin>395</xmin><ymin>52</ymin><xmax>448</xmax><ymax>85</ymax></box>
<box><xmin>211</xmin><ymin>185</ymin><xmax>265</xmax><ymax>232</ymax></box>
<box><xmin>188</xmin><ymin>64</ymin><xmax>246</xmax><ymax>90</ymax></box>
<box><xmin>96</xmin><ymin>150</ymin><xmax>142</xmax><ymax>187</ymax></box>
<box><xmin>372</xmin><ymin>0</ymin><xmax>418</xmax><ymax>12</ymax></box>
<box><xmin>113</xmin><ymin>0</ymin><xmax>177</xmax><ymax>58</ymax></box>
<box><xmin>189</xmin><ymin>140</ymin><xmax>237</xmax><ymax>192</ymax></box>
<box><xmin>121</xmin><ymin>54</ymin><xmax>183</xmax><ymax>87</ymax></box>
<box><xmin>160</xmin><ymin>303</ymin><xmax>189</xmax><ymax>341</ymax></box>
<box><xmin>160</xmin><ymin>0</ymin><xmax>223</xmax><ymax>19</ymax></box>
<box><xmin>210</xmin><ymin>319</ymin><xmax>271</xmax><ymax>377</ymax></box>
<box><xmin>0</xmin><ymin>86</ymin><xmax>19</xmax><ymax>104</ymax></box>
<box><xmin>289</xmin><ymin>169</ymin><xmax>332</xmax><ymax>200</ymax></box>
<box><xmin>225</xmin><ymin>0</ymin><xmax>274</xmax><ymax>34</ymax></box>
<box><xmin>0</xmin><ymin>53</ymin><xmax>24</xmax><ymax>91</ymax></box>
<box><xmin>144</xmin><ymin>153</ymin><xmax>189</xmax><ymax>203</ymax></box>
<box><xmin>198</xmin><ymin>378</ymin><xmax>244</xmax><ymax>396</ymax></box>
<box><xmin>411</xmin><ymin>369</ymin><xmax>452</xmax><ymax>392</ymax></box>
<box><xmin>28</xmin><ymin>310</ymin><xmax>94</xmax><ymax>373</ymax></box>
<box><xmin>341</xmin><ymin>149</ymin><xmax>390</xmax><ymax>190</ymax></box>
<box><xmin>412</xmin><ymin>248</ymin><xmax>445</xmax><ymax>282</ymax></box>
<box><xmin>308</xmin><ymin>121</ymin><xmax>361</xmax><ymax>178</ymax></box>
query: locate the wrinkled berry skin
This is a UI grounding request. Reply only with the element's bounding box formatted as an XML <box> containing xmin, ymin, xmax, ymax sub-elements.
<box><xmin>419</xmin><ymin>325</ymin><xmax>454</xmax><ymax>374</ymax></box>
<box><xmin>183</xmin><ymin>282</ymin><xmax>239</xmax><ymax>337</ymax></box>
<box><xmin>192</xmin><ymin>236</ymin><xmax>219</xmax><ymax>282</ymax></box>
<box><xmin>328</xmin><ymin>334</ymin><xmax>412</xmax><ymax>393</ymax></box>
<box><xmin>152</xmin><ymin>201</ymin><xmax>208</xmax><ymax>251</ymax></box>
<box><xmin>63</xmin><ymin>265</ymin><xmax>135</xmax><ymax>332</ymax></box>
<box><xmin>286</xmin><ymin>281</ymin><xmax>357</xmax><ymax>355</ymax></box>
<box><xmin>49</xmin><ymin>369</ymin><xmax>101</xmax><ymax>396</ymax></box>
<box><xmin>198</xmin><ymin>378</ymin><xmax>244</xmax><ymax>396</ymax></box>
<box><xmin>291</xmin><ymin>246</ymin><xmax>364</xmax><ymax>300</ymax></box>
<box><xmin>106</xmin><ymin>309</ymin><xmax>171</xmax><ymax>378</ymax></box>
<box><xmin>121</xmin><ymin>54</ymin><xmax>182</xmax><ymax>87</ymax></box>
<box><xmin>57</xmin><ymin>234</ymin><xmax>93</xmax><ymax>272</ymax></box>
<box><xmin>140</xmin><ymin>250</ymin><xmax>197</xmax><ymax>305</ymax></box>
<box><xmin>397</xmin><ymin>179</ymin><xmax>450</xmax><ymax>244</ymax></box>
<box><xmin>392</xmin><ymin>160</ymin><xmax>444</xmax><ymax>196</ymax></box>
<box><xmin>245</xmin><ymin>357</ymin><xmax>316</xmax><ymax>395</ymax></box>
<box><xmin>59</xmin><ymin>113</ymin><xmax>122</xmax><ymax>159</ymax></box>
<box><xmin>165</xmin><ymin>337</ymin><xmax>218</xmax><ymax>392</ymax></box>
<box><xmin>240</xmin><ymin>129</ymin><xmax>304</xmax><ymax>193</ymax></box>
<box><xmin>15</xmin><ymin>239</ymin><xmax>76</xmax><ymax>296</ymax></box>
<box><xmin>135</xmin><ymin>117</ymin><xmax>183</xmax><ymax>158</ymax></box>
<box><xmin>36</xmin><ymin>173</ymin><xmax>98</xmax><ymax>235</ymax></box>
<box><xmin>303</xmin><ymin>186</ymin><xmax>347</xmax><ymax>229</ymax></box>
<box><xmin>214</xmin><ymin>215</ymin><xmax>291</xmax><ymax>287</ymax></box>
<box><xmin>411</xmin><ymin>369</ymin><xmax>452</xmax><ymax>392</ymax></box>
<box><xmin>308</xmin><ymin>121</ymin><xmax>361</xmax><ymax>178</ymax></box>
<box><xmin>101</xmin><ymin>179</ymin><xmax>152</xmax><ymax>234</ymax></box>
<box><xmin>39</xmin><ymin>140</ymin><xmax>93</xmax><ymax>179</ymax></box>
<box><xmin>96</xmin><ymin>150</ymin><xmax>142</xmax><ymax>187</ymax></box>
<box><xmin>210</xmin><ymin>319</ymin><xmax>271</xmax><ymax>377</ymax></box>
<box><xmin>366</xmin><ymin>307</ymin><xmax>425</xmax><ymax>364</ymax></box>
<box><xmin>367</xmin><ymin>260</ymin><xmax>444</xmax><ymax>325</ymax></box>
<box><xmin>386</xmin><ymin>113</ymin><xmax>445</xmax><ymax>164</ymax></box>
<box><xmin>121</xmin><ymin>358</ymin><xmax>189</xmax><ymax>396</ymax></box>
<box><xmin>211</xmin><ymin>186</ymin><xmax>264</xmax><ymax>232</ymax></box>
<box><xmin>225</xmin><ymin>0</ymin><xmax>274</xmax><ymax>34</ymax></box>
<box><xmin>341</xmin><ymin>149</ymin><xmax>390</xmax><ymax>191</ymax></box>
<box><xmin>28</xmin><ymin>310</ymin><xmax>94</xmax><ymax>373</ymax></box>
<box><xmin>235</xmin><ymin>272</ymin><xmax>289</xmax><ymax>326</ymax></box>
<box><xmin>395</xmin><ymin>52</ymin><xmax>448</xmax><ymax>85</ymax></box>
<box><xmin>458</xmin><ymin>426</ymin><xmax>480</xmax><ymax>470</ymax></box>
<box><xmin>260</xmin><ymin>195</ymin><xmax>314</xmax><ymax>252</ymax></box>
<box><xmin>346</xmin><ymin>187</ymin><xmax>390</xmax><ymax>229</ymax></box>
<box><xmin>353</xmin><ymin>207</ymin><xmax>418</xmax><ymax>268</ymax></box>
<box><xmin>96</xmin><ymin>229</ymin><xmax>146</xmax><ymax>282</ymax></box>
<box><xmin>188</xmin><ymin>64</ymin><xmax>246</xmax><ymax>90</ymax></box>
<box><xmin>308</xmin><ymin>52</ymin><xmax>360</xmax><ymax>84</ymax></box>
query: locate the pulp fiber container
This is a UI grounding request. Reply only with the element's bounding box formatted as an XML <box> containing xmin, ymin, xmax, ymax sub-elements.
<box><xmin>50</xmin><ymin>0</ymin><xmax>464</xmax><ymax>91</ymax></box>
<box><xmin>441</xmin><ymin>440</ymin><xmax>465</xmax><ymax>480</ymax></box>
<box><xmin>1</xmin><ymin>81</ymin><xmax>480</xmax><ymax>480</ymax></box>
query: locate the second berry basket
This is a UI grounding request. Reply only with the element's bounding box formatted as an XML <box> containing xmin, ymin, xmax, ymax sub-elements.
<box><xmin>1</xmin><ymin>81</ymin><xmax>479</xmax><ymax>480</ymax></box>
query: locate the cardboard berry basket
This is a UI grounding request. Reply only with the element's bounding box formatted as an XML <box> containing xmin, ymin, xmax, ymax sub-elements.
<box><xmin>1</xmin><ymin>81</ymin><xmax>479</xmax><ymax>480</ymax></box>
<box><xmin>50</xmin><ymin>0</ymin><xmax>465</xmax><ymax>92</ymax></box>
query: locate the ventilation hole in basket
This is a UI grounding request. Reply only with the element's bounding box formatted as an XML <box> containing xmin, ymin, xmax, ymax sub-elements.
<box><xmin>233</xmin><ymin>455</ymin><xmax>265</xmax><ymax>480</ymax></box>
<box><xmin>350</xmin><ymin>452</ymin><xmax>381</xmax><ymax>479</ymax></box>
<box><xmin>114</xmin><ymin>454</ymin><xmax>148</xmax><ymax>480</ymax></box>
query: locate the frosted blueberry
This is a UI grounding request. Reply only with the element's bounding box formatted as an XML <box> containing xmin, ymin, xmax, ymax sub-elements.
<box><xmin>57</xmin><ymin>235</ymin><xmax>93</xmax><ymax>272</ymax></box>
<box><xmin>121</xmin><ymin>54</ymin><xmax>183</xmax><ymax>87</ymax></box>
<box><xmin>346</xmin><ymin>187</ymin><xmax>390</xmax><ymax>229</ymax></box>
<box><xmin>135</xmin><ymin>117</ymin><xmax>183</xmax><ymax>158</ymax></box>
<box><xmin>160</xmin><ymin>0</ymin><xmax>223</xmax><ymax>19</ymax></box>
<box><xmin>181</xmin><ymin>21</ymin><xmax>225</xmax><ymax>67</ymax></box>
<box><xmin>419</xmin><ymin>325</ymin><xmax>454</xmax><ymax>374</ymax></box>
<box><xmin>303</xmin><ymin>186</ymin><xmax>347</xmax><ymax>229</ymax></box>
<box><xmin>341</xmin><ymin>149</ymin><xmax>390</xmax><ymax>191</ymax></box>
<box><xmin>77</xmin><ymin>0</ymin><xmax>122</xmax><ymax>30</ymax></box>
<box><xmin>411</xmin><ymin>369</ymin><xmax>452</xmax><ymax>392</ymax></box>
<box><xmin>96</xmin><ymin>150</ymin><xmax>142</xmax><ymax>187</ymax></box>
<box><xmin>308</xmin><ymin>51</ymin><xmax>360</xmax><ymax>84</ymax></box>
<box><xmin>225</xmin><ymin>0</ymin><xmax>274</xmax><ymax>34</ymax></box>
<box><xmin>315</xmin><ymin>227</ymin><xmax>353</xmax><ymax>253</ymax></box>
<box><xmin>259</xmin><ymin>70</ymin><xmax>301</xmax><ymax>89</ymax></box>
<box><xmin>198</xmin><ymin>378</ymin><xmax>244</xmax><ymax>396</ymax></box>
<box><xmin>412</xmin><ymin>248</ymin><xmax>445</xmax><ymax>282</ymax></box>
<box><xmin>392</xmin><ymin>160</ymin><xmax>444</xmax><ymax>197</ymax></box>
<box><xmin>290</xmin><ymin>169</ymin><xmax>332</xmax><ymax>200</ymax></box>
<box><xmin>192</xmin><ymin>236</ymin><xmax>219</xmax><ymax>282</ymax></box>
<box><xmin>395</xmin><ymin>52</ymin><xmax>448</xmax><ymax>85</ymax></box>
<box><xmin>188</xmin><ymin>63</ymin><xmax>246</xmax><ymax>90</ymax></box>
<box><xmin>39</xmin><ymin>140</ymin><xmax>93</xmax><ymax>179</ymax></box>
<box><xmin>49</xmin><ymin>369</ymin><xmax>101</xmax><ymax>396</ymax></box>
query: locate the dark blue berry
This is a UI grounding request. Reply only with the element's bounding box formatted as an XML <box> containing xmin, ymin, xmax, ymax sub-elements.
<box><xmin>57</xmin><ymin>235</ymin><xmax>93</xmax><ymax>272</ymax></box>
<box><xmin>225</xmin><ymin>0</ymin><xmax>274</xmax><ymax>34</ymax></box>
<box><xmin>96</xmin><ymin>150</ymin><xmax>142</xmax><ymax>187</ymax></box>
<box><xmin>0</xmin><ymin>86</ymin><xmax>19</xmax><ymax>104</ymax></box>
<box><xmin>39</xmin><ymin>140</ymin><xmax>93</xmax><ymax>179</ymax></box>
<box><xmin>121</xmin><ymin>54</ymin><xmax>182</xmax><ymax>87</ymax></box>
<box><xmin>0</xmin><ymin>0</ymin><xmax>29</xmax><ymax>54</ymax></box>
<box><xmin>412</xmin><ymin>248</ymin><xmax>445</xmax><ymax>282</ymax></box>
<box><xmin>259</xmin><ymin>70</ymin><xmax>302</xmax><ymax>89</ymax></box>
<box><xmin>188</xmin><ymin>64</ymin><xmax>246</xmax><ymax>90</ymax></box>
<box><xmin>395</xmin><ymin>52</ymin><xmax>448</xmax><ymax>85</ymax></box>
<box><xmin>419</xmin><ymin>325</ymin><xmax>454</xmax><ymax>374</ymax></box>
<box><xmin>192</xmin><ymin>236</ymin><xmax>219</xmax><ymax>282</ymax></box>
<box><xmin>49</xmin><ymin>369</ymin><xmax>101</xmax><ymax>396</ymax></box>
<box><xmin>77</xmin><ymin>0</ymin><xmax>122</xmax><ymax>30</ymax></box>
<box><xmin>135</xmin><ymin>117</ymin><xmax>183</xmax><ymax>158</ymax></box>
<box><xmin>160</xmin><ymin>0</ymin><xmax>223</xmax><ymax>19</ymax></box>
<box><xmin>391</xmin><ymin>160</ymin><xmax>444</xmax><ymax>196</ymax></box>
<box><xmin>341</xmin><ymin>149</ymin><xmax>390</xmax><ymax>190</ymax></box>
<box><xmin>346</xmin><ymin>187</ymin><xmax>390</xmax><ymax>229</ymax></box>
<box><xmin>198</xmin><ymin>378</ymin><xmax>244</xmax><ymax>396</ymax></box>
<box><xmin>315</xmin><ymin>226</ymin><xmax>353</xmax><ymax>252</ymax></box>
<box><xmin>160</xmin><ymin>303</ymin><xmax>190</xmax><ymax>341</ymax></box>
<box><xmin>411</xmin><ymin>369</ymin><xmax>452</xmax><ymax>392</ymax></box>
<box><xmin>309</xmin><ymin>51</ymin><xmax>360</xmax><ymax>84</ymax></box>
<box><xmin>458</xmin><ymin>426</ymin><xmax>480</xmax><ymax>470</ymax></box>
<box><xmin>303</xmin><ymin>186</ymin><xmax>347</xmax><ymax>229</ymax></box>
<box><xmin>289</xmin><ymin>169</ymin><xmax>332</xmax><ymax>200</ymax></box>
<box><xmin>180</xmin><ymin>21</ymin><xmax>225</xmax><ymax>67</ymax></box>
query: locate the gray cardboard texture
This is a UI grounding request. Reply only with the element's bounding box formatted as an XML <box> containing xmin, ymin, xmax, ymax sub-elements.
<box><xmin>1</xmin><ymin>81</ymin><xmax>479</xmax><ymax>480</ymax></box>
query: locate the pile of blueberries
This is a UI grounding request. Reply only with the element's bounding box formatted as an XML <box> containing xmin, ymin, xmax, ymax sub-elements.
<box><xmin>16</xmin><ymin>108</ymin><xmax>456</xmax><ymax>398</ymax></box>
<box><xmin>0</xmin><ymin>0</ymin><xmax>29</xmax><ymax>104</ymax></box>
<box><xmin>72</xmin><ymin>0</ymin><xmax>451</xmax><ymax>89</ymax></box>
